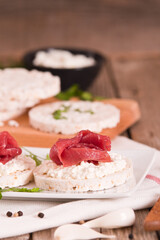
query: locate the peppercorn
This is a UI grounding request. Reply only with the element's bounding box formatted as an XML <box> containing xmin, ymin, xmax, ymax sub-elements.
<box><xmin>13</xmin><ymin>212</ymin><xmax>19</xmax><ymax>217</ymax></box>
<box><xmin>38</xmin><ymin>212</ymin><xmax>44</xmax><ymax>218</ymax></box>
<box><xmin>6</xmin><ymin>211</ymin><xmax>12</xmax><ymax>217</ymax></box>
<box><xmin>17</xmin><ymin>211</ymin><xmax>23</xmax><ymax>217</ymax></box>
<box><xmin>128</xmin><ymin>233</ymin><xmax>134</xmax><ymax>239</ymax></box>
<box><xmin>79</xmin><ymin>220</ymin><xmax>85</xmax><ymax>224</ymax></box>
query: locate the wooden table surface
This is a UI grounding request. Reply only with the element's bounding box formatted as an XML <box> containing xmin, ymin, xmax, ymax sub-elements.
<box><xmin>0</xmin><ymin>1</ymin><xmax>160</xmax><ymax>239</ymax></box>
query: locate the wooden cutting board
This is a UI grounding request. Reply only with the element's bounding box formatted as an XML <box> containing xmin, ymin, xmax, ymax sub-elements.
<box><xmin>1</xmin><ymin>98</ymin><xmax>141</xmax><ymax>148</ymax></box>
<box><xmin>144</xmin><ymin>198</ymin><xmax>160</xmax><ymax>231</ymax></box>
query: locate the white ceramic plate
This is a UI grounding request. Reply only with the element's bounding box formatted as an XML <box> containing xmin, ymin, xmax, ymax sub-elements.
<box><xmin>2</xmin><ymin>145</ymin><xmax>156</xmax><ymax>200</ymax></box>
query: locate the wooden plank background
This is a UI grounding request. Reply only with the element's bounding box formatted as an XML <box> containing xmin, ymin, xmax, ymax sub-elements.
<box><xmin>1</xmin><ymin>0</ymin><xmax>160</xmax><ymax>61</ymax></box>
<box><xmin>0</xmin><ymin>0</ymin><xmax>160</xmax><ymax>239</ymax></box>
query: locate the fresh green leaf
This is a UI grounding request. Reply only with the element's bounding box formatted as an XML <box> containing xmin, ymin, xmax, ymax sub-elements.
<box><xmin>75</xmin><ymin>108</ymin><xmax>94</xmax><ymax>114</ymax></box>
<box><xmin>52</xmin><ymin>104</ymin><xmax>71</xmax><ymax>120</ymax></box>
<box><xmin>0</xmin><ymin>187</ymin><xmax>42</xmax><ymax>199</ymax></box>
<box><xmin>46</xmin><ymin>153</ymin><xmax>51</xmax><ymax>160</ymax></box>
<box><xmin>80</xmin><ymin>91</ymin><xmax>93</xmax><ymax>101</ymax></box>
<box><xmin>55</xmin><ymin>84</ymin><xmax>104</xmax><ymax>101</ymax></box>
<box><xmin>22</xmin><ymin>147</ymin><xmax>48</xmax><ymax>166</ymax></box>
<box><xmin>0</xmin><ymin>187</ymin><xmax>42</xmax><ymax>193</ymax></box>
<box><xmin>52</xmin><ymin>109</ymin><xmax>67</xmax><ymax>120</ymax></box>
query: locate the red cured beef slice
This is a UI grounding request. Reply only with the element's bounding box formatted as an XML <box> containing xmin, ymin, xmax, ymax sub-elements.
<box><xmin>0</xmin><ymin>131</ymin><xmax>22</xmax><ymax>164</ymax></box>
<box><xmin>50</xmin><ymin>130</ymin><xmax>111</xmax><ymax>167</ymax></box>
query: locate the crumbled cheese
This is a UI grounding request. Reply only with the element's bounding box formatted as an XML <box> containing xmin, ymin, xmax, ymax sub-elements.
<box><xmin>33</xmin><ymin>49</ymin><xmax>95</xmax><ymax>69</ymax></box>
<box><xmin>29</xmin><ymin>101</ymin><xmax>120</xmax><ymax>134</ymax></box>
<box><xmin>39</xmin><ymin>153</ymin><xmax>127</xmax><ymax>180</ymax></box>
<box><xmin>8</xmin><ymin>120</ymin><xmax>19</xmax><ymax>127</ymax></box>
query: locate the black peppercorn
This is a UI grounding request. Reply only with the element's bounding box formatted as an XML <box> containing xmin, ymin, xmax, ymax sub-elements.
<box><xmin>128</xmin><ymin>233</ymin><xmax>134</xmax><ymax>239</ymax></box>
<box><xmin>38</xmin><ymin>212</ymin><xmax>44</xmax><ymax>218</ymax></box>
<box><xmin>18</xmin><ymin>211</ymin><xmax>23</xmax><ymax>217</ymax></box>
<box><xmin>6</xmin><ymin>211</ymin><xmax>12</xmax><ymax>217</ymax></box>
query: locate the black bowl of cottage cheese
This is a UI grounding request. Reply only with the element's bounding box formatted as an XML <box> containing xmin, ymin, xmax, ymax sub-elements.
<box><xmin>23</xmin><ymin>47</ymin><xmax>105</xmax><ymax>91</ymax></box>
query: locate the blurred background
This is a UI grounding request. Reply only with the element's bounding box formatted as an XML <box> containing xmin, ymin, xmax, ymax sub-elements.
<box><xmin>1</xmin><ymin>0</ymin><xmax>160</xmax><ymax>62</ymax></box>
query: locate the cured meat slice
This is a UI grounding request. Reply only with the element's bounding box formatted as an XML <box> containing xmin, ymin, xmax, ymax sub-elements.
<box><xmin>50</xmin><ymin>130</ymin><xmax>111</xmax><ymax>167</ymax></box>
<box><xmin>0</xmin><ymin>131</ymin><xmax>22</xmax><ymax>164</ymax></box>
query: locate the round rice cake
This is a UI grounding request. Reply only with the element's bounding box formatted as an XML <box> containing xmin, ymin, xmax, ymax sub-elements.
<box><xmin>29</xmin><ymin>101</ymin><xmax>120</xmax><ymax>134</ymax></box>
<box><xmin>33</xmin><ymin>153</ymin><xmax>133</xmax><ymax>192</ymax></box>
<box><xmin>0</xmin><ymin>108</ymin><xmax>26</xmax><ymax>122</ymax></box>
<box><xmin>0</xmin><ymin>68</ymin><xmax>60</xmax><ymax>111</ymax></box>
<box><xmin>0</xmin><ymin>154</ymin><xmax>36</xmax><ymax>188</ymax></box>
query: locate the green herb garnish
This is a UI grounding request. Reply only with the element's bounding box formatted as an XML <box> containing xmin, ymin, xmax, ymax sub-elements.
<box><xmin>0</xmin><ymin>187</ymin><xmax>42</xmax><ymax>199</ymax></box>
<box><xmin>52</xmin><ymin>109</ymin><xmax>67</xmax><ymax>120</ymax></box>
<box><xmin>55</xmin><ymin>84</ymin><xmax>94</xmax><ymax>101</ymax></box>
<box><xmin>52</xmin><ymin>104</ymin><xmax>71</xmax><ymax>120</ymax></box>
<box><xmin>46</xmin><ymin>153</ymin><xmax>51</xmax><ymax>160</ymax></box>
<box><xmin>75</xmin><ymin>108</ymin><xmax>94</xmax><ymax>114</ymax></box>
<box><xmin>22</xmin><ymin>148</ymin><xmax>48</xmax><ymax>166</ymax></box>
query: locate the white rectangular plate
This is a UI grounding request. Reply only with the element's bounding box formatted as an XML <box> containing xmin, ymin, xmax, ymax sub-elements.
<box><xmin>2</xmin><ymin>144</ymin><xmax>156</xmax><ymax>200</ymax></box>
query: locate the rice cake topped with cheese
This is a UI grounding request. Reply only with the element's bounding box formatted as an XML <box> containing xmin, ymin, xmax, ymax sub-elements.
<box><xmin>34</xmin><ymin>153</ymin><xmax>133</xmax><ymax>192</ymax></box>
<box><xmin>33</xmin><ymin>130</ymin><xmax>134</xmax><ymax>193</ymax></box>
<box><xmin>29</xmin><ymin>101</ymin><xmax>120</xmax><ymax>134</ymax></box>
<box><xmin>0</xmin><ymin>155</ymin><xmax>36</xmax><ymax>188</ymax></box>
<box><xmin>0</xmin><ymin>68</ymin><xmax>60</xmax><ymax>114</ymax></box>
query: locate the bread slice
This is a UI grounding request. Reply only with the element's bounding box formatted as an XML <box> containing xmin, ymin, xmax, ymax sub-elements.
<box><xmin>33</xmin><ymin>156</ymin><xmax>133</xmax><ymax>193</ymax></box>
<box><xmin>0</xmin><ymin>155</ymin><xmax>36</xmax><ymax>188</ymax></box>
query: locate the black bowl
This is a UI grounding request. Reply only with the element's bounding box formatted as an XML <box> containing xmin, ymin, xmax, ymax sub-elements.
<box><xmin>23</xmin><ymin>47</ymin><xmax>105</xmax><ymax>91</ymax></box>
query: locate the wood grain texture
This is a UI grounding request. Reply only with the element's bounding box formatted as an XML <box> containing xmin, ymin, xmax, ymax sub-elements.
<box><xmin>0</xmin><ymin>234</ymin><xmax>30</xmax><ymax>240</ymax></box>
<box><xmin>1</xmin><ymin>1</ymin><xmax>160</xmax><ymax>239</ymax></box>
<box><xmin>102</xmin><ymin>210</ymin><xmax>158</xmax><ymax>239</ymax></box>
<box><xmin>110</xmin><ymin>57</ymin><xmax>160</xmax><ymax>149</ymax></box>
<box><xmin>1</xmin><ymin>0</ymin><xmax>160</xmax><ymax>61</ymax></box>
<box><xmin>0</xmin><ymin>98</ymin><xmax>140</xmax><ymax>147</ymax></box>
<box><xmin>32</xmin><ymin>229</ymin><xmax>53</xmax><ymax>240</ymax></box>
<box><xmin>144</xmin><ymin>198</ymin><xmax>160</xmax><ymax>231</ymax></box>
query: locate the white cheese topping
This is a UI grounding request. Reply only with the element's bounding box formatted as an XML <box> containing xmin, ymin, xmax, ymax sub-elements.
<box><xmin>0</xmin><ymin>68</ymin><xmax>60</xmax><ymax>113</ymax></box>
<box><xmin>33</xmin><ymin>49</ymin><xmax>95</xmax><ymax>69</ymax></box>
<box><xmin>29</xmin><ymin>101</ymin><xmax>120</xmax><ymax>134</ymax></box>
<box><xmin>0</xmin><ymin>154</ymin><xmax>35</xmax><ymax>177</ymax></box>
<box><xmin>38</xmin><ymin>153</ymin><xmax>127</xmax><ymax>180</ymax></box>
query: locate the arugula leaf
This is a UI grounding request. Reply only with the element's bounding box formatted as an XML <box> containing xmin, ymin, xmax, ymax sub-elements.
<box><xmin>46</xmin><ymin>154</ymin><xmax>51</xmax><ymax>160</ymax></box>
<box><xmin>56</xmin><ymin>84</ymin><xmax>81</xmax><ymax>100</ymax></box>
<box><xmin>0</xmin><ymin>187</ymin><xmax>42</xmax><ymax>199</ymax></box>
<box><xmin>56</xmin><ymin>84</ymin><xmax>105</xmax><ymax>101</ymax></box>
<box><xmin>22</xmin><ymin>148</ymin><xmax>48</xmax><ymax>166</ymax></box>
<box><xmin>80</xmin><ymin>91</ymin><xmax>93</xmax><ymax>101</ymax></box>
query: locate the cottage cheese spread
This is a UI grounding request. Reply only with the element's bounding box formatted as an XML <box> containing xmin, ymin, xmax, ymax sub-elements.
<box><xmin>33</xmin><ymin>49</ymin><xmax>95</xmax><ymax>69</ymax></box>
<box><xmin>38</xmin><ymin>153</ymin><xmax>126</xmax><ymax>180</ymax></box>
<box><xmin>29</xmin><ymin>101</ymin><xmax>120</xmax><ymax>134</ymax></box>
<box><xmin>0</xmin><ymin>155</ymin><xmax>35</xmax><ymax>177</ymax></box>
